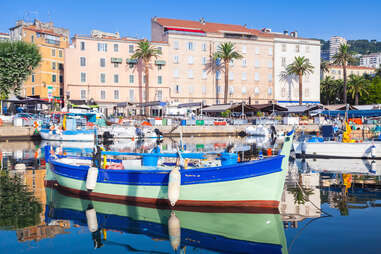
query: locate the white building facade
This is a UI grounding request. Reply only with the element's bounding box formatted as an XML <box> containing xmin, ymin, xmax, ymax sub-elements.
<box><xmin>273</xmin><ymin>37</ymin><xmax>321</xmax><ymax>105</ymax></box>
<box><xmin>329</xmin><ymin>36</ymin><xmax>346</xmax><ymax>61</ymax></box>
<box><xmin>360</xmin><ymin>53</ymin><xmax>381</xmax><ymax>68</ymax></box>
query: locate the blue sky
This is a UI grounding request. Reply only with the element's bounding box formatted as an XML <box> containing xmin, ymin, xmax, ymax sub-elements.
<box><xmin>1</xmin><ymin>0</ymin><xmax>380</xmax><ymax>41</ymax></box>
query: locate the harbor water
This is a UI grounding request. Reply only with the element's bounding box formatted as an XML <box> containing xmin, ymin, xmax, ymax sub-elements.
<box><xmin>0</xmin><ymin>137</ymin><xmax>380</xmax><ymax>254</ymax></box>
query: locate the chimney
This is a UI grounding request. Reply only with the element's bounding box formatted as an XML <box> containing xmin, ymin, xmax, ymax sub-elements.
<box><xmin>292</xmin><ymin>31</ymin><xmax>298</xmax><ymax>38</ymax></box>
<box><xmin>153</xmin><ymin>16</ymin><xmax>157</xmax><ymax>22</ymax></box>
<box><xmin>243</xmin><ymin>24</ymin><xmax>247</xmax><ymax>28</ymax></box>
<box><xmin>283</xmin><ymin>30</ymin><xmax>288</xmax><ymax>35</ymax></box>
<box><xmin>199</xmin><ymin>17</ymin><xmax>206</xmax><ymax>25</ymax></box>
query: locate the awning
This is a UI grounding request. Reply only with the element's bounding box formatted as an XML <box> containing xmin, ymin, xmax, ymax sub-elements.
<box><xmin>111</xmin><ymin>57</ymin><xmax>122</xmax><ymax>63</ymax></box>
<box><xmin>155</xmin><ymin>60</ymin><xmax>166</xmax><ymax>65</ymax></box>
<box><xmin>134</xmin><ymin>101</ymin><xmax>167</xmax><ymax>107</ymax></box>
<box><xmin>127</xmin><ymin>59</ymin><xmax>138</xmax><ymax>64</ymax></box>
<box><xmin>177</xmin><ymin>102</ymin><xmax>202</xmax><ymax>108</ymax></box>
<box><xmin>321</xmin><ymin>110</ymin><xmax>381</xmax><ymax>117</ymax></box>
<box><xmin>116</xmin><ymin>102</ymin><xmax>134</xmax><ymax>107</ymax></box>
<box><xmin>249</xmin><ymin>103</ymin><xmax>288</xmax><ymax>112</ymax></box>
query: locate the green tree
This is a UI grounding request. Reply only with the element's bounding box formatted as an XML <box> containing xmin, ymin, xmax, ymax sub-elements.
<box><xmin>360</xmin><ymin>76</ymin><xmax>381</xmax><ymax>104</ymax></box>
<box><xmin>0</xmin><ymin>41</ymin><xmax>41</xmax><ymax>99</ymax></box>
<box><xmin>282</xmin><ymin>56</ymin><xmax>314</xmax><ymax>105</ymax></box>
<box><xmin>347</xmin><ymin>74</ymin><xmax>369</xmax><ymax>105</ymax></box>
<box><xmin>320</xmin><ymin>61</ymin><xmax>329</xmax><ymax>77</ymax></box>
<box><xmin>332</xmin><ymin>43</ymin><xmax>354</xmax><ymax>105</ymax></box>
<box><xmin>131</xmin><ymin>40</ymin><xmax>160</xmax><ymax>114</ymax></box>
<box><xmin>213</xmin><ymin>42</ymin><xmax>243</xmax><ymax>104</ymax></box>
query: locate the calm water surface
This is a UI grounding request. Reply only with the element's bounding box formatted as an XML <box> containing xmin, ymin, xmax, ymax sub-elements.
<box><xmin>0</xmin><ymin>137</ymin><xmax>380</xmax><ymax>254</ymax></box>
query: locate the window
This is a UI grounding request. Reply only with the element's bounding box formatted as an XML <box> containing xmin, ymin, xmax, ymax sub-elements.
<box><xmin>217</xmin><ymin>85</ymin><xmax>222</xmax><ymax>94</ymax></box>
<box><xmin>255</xmin><ymin>59</ymin><xmax>260</xmax><ymax>68</ymax></box>
<box><xmin>59</xmin><ymin>63</ymin><xmax>63</xmax><ymax>70</ymax></box>
<box><xmin>129</xmin><ymin>45</ymin><xmax>134</xmax><ymax>53</ymax></box>
<box><xmin>202</xmin><ymin>43</ymin><xmax>207</xmax><ymax>51</ymax></box>
<box><xmin>81</xmin><ymin>72</ymin><xmax>86</xmax><ymax>82</ymax></box>
<box><xmin>242</xmin><ymin>59</ymin><xmax>247</xmax><ymax>67</ymax></box>
<box><xmin>229</xmin><ymin>86</ymin><xmax>234</xmax><ymax>95</ymax></box>
<box><xmin>175</xmin><ymin>85</ymin><xmax>180</xmax><ymax>94</ymax></box>
<box><xmin>242</xmin><ymin>86</ymin><xmax>247</xmax><ymax>94</ymax></box>
<box><xmin>188</xmin><ymin>70</ymin><xmax>193</xmax><ymax>79</ymax></box>
<box><xmin>80</xmin><ymin>89</ymin><xmax>86</xmax><ymax>99</ymax></box>
<box><xmin>242</xmin><ymin>72</ymin><xmax>247</xmax><ymax>81</ymax></box>
<box><xmin>32</xmin><ymin>87</ymin><xmax>35</xmax><ymax>96</ymax></box>
<box><xmin>80</xmin><ymin>41</ymin><xmax>85</xmax><ymax>50</ymax></box>
<box><xmin>129</xmin><ymin>75</ymin><xmax>134</xmax><ymax>83</ymax></box>
<box><xmin>114</xmin><ymin>63</ymin><xmax>119</xmax><ymax>68</ymax></box>
<box><xmin>295</xmin><ymin>45</ymin><xmax>300</xmax><ymax>53</ymax></box>
<box><xmin>173</xmin><ymin>55</ymin><xmax>179</xmax><ymax>64</ymax></box>
<box><xmin>229</xmin><ymin>71</ymin><xmax>234</xmax><ymax>81</ymax></box>
<box><xmin>173</xmin><ymin>69</ymin><xmax>179</xmax><ymax>78</ymax></box>
<box><xmin>100</xmin><ymin>58</ymin><xmax>106</xmax><ymax>67</ymax></box>
<box><xmin>281</xmin><ymin>87</ymin><xmax>286</xmax><ymax>97</ymax></box>
<box><xmin>268</xmin><ymin>73</ymin><xmax>273</xmax><ymax>82</ymax></box>
<box><xmin>129</xmin><ymin>89</ymin><xmax>134</xmax><ymax>101</ymax></box>
<box><xmin>268</xmin><ymin>60</ymin><xmax>273</xmax><ymax>68</ymax></box>
<box><xmin>305</xmin><ymin>88</ymin><xmax>310</xmax><ymax>98</ymax></box>
<box><xmin>31</xmin><ymin>35</ymin><xmax>34</xmax><ymax>43</ymax></box>
<box><xmin>157</xmin><ymin>90</ymin><xmax>163</xmax><ymax>101</ymax></box>
<box><xmin>188</xmin><ymin>55</ymin><xmax>193</xmax><ymax>64</ymax></box>
<box><xmin>32</xmin><ymin>74</ymin><xmax>35</xmax><ymax>82</ymax></box>
<box><xmin>187</xmin><ymin>41</ymin><xmax>193</xmax><ymax>51</ymax></box>
<box><xmin>268</xmin><ymin>87</ymin><xmax>273</xmax><ymax>95</ymax></box>
<box><xmin>98</xmin><ymin>43</ymin><xmax>107</xmax><ymax>52</ymax></box>
<box><xmin>100</xmin><ymin>73</ymin><xmax>106</xmax><ymax>83</ymax></box>
<box><xmin>188</xmin><ymin>86</ymin><xmax>193</xmax><ymax>94</ymax></box>
<box><xmin>114</xmin><ymin>74</ymin><xmax>119</xmax><ymax>83</ymax></box>
<box><xmin>202</xmin><ymin>85</ymin><xmax>206</xmax><ymax>95</ymax></box>
<box><xmin>80</xmin><ymin>57</ymin><xmax>86</xmax><ymax>66</ymax></box>
<box><xmin>59</xmin><ymin>50</ymin><xmax>63</xmax><ymax>57</ymax></box>
<box><xmin>59</xmin><ymin>75</ymin><xmax>63</xmax><ymax>83</ymax></box>
<box><xmin>338</xmin><ymin>70</ymin><xmax>341</xmax><ymax>75</ymax></box>
<box><xmin>101</xmin><ymin>90</ymin><xmax>106</xmax><ymax>100</ymax></box>
<box><xmin>216</xmin><ymin>70</ymin><xmax>221</xmax><ymax>80</ymax></box>
<box><xmin>52</xmin><ymin>74</ymin><xmax>56</xmax><ymax>82</ymax></box>
<box><xmin>254</xmin><ymin>72</ymin><xmax>259</xmax><ymax>81</ymax></box>
<box><xmin>255</xmin><ymin>47</ymin><xmax>260</xmax><ymax>55</ymax></box>
<box><xmin>52</xmin><ymin>49</ymin><xmax>56</xmax><ymax>57</ymax></box>
<box><xmin>229</xmin><ymin>59</ymin><xmax>234</xmax><ymax>66</ymax></box>
<box><xmin>202</xmin><ymin>70</ymin><xmax>207</xmax><ymax>79</ymax></box>
<box><xmin>268</xmin><ymin>48</ymin><xmax>273</xmax><ymax>56</ymax></box>
<box><xmin>202</xmin><ymin>56</ymin><xmax>207</xmax><ymax>65</ymax></box>
<box><xmin>282</xmin><ymin>44</ymin><xmax>287</xmax><ymax>52</ymax></box>
<box><xmin>114</xmin><ymin>44</ymin><xmax>119</xmax><ymax>52</ymax></box>
<box><xmin>242</xmin><ymin>45</ymin><xmax>247</xmax><ymax>54</ymax></box>
<box><xmin>114</xmin><ymin>90</ymin><xmax>119</xmax><ymax>100</ymax></box>
<box><xmin>174</xmin><ymin>40</ymin><xmax>179</xmax><ymax>49</ymax></box>
<box><xmin>255</xmin><ymin>87</ymin><xmax>260</xmax><ymax>95</ymax></box>
<box><xmin>157</xmin><ymin>47</ymin><xmax>162</xmax><ymax>54</ymax></box>
<box><xmin>158</xmin><ymin>76</ymin><xmax>162</xmax><ymax>84</ymax></box>
<box><xmin>281</xmin><ymin>57</ymin><xmax>286</xmax><ymax>67</ymax></box>
<box><xmin>52</xmin><ymin>62</ymin><xmax>56</xmax><ymax>70</ymax></box>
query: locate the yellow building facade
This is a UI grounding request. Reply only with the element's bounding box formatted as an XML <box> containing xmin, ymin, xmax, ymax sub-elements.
<box><xmin>9</xmin><ymin>20</ymin><xmax>69</xmax><ymax>99</ymax></box>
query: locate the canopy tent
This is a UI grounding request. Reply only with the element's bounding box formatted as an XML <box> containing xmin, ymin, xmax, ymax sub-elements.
<box><xmin>323</xmin><ymin>104</ymin><xmax>357</xmax><ymax>111</ymax></box>
<box><xmin>283</xmin><ymin>105</ymin><xmax>323</xmax><ymax>115</ymax></box>
<box><xmin>3</xmin><ymin>97</ymin><xmax>51</xmax><ymax>114</ymax></box>
<box><xmin>249</xmin><ymin>103</ymin><xmax>288</xmax><ymax>113</ymax></box>
<box><xmin>201</xmin><ymin>103</ymin><xmax>256</xmax><ymax>117</ymax></box>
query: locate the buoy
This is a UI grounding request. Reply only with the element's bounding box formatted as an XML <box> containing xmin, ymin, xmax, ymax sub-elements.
<box><xmin>168</xmin><ymin>211</ymin><xmax>181</xmax><ymax>251</ymax></box>
<box><xmin>267</xmin><ymin>148</ymin><xmax>272</xmax><ymax>156</ymax></box>
<box><xmin>168</xmin><ymin>168</ymin><xmax>181</xmax><ymax>206</ymax></box>
<box><xmin>86</xmin><ymin>208</ymin><xmax>98</xmax><ymax>233</ymax></box>
<box><xmin>371</xmin><ymin>145</ymin><xmax>376</xmax><ymax>158</ymax></box>
<box><xmin>86</xmin><ymin>167</ymin><xmax>99</xmax><ymax>190</ymax></box>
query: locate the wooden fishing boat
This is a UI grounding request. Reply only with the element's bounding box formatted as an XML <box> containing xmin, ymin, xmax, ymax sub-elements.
<box><xmin>47</xmin><ymin>131</ymin><xmax>294</xmax><ymax>209</ymax></box>
<box><xmin>45</xmin><ymin>186</ymin><xmax>288</xmax><ymax>253</ymax></box>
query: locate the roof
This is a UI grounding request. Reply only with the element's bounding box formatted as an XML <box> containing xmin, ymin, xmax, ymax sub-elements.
<box><xmin>23</xmin><ymin>26</ymin><xmax>65</xmax><ymax>37</ymax></box>
<box><xmin>154</xmin><ymin>17</ymin><xmax>316</xmax><ymax>41</ymax></box>
<box><xmin>354</xmin><ymin>104</ymin><xmax>381</xmax><ymax>110</ymax></box>
<box><xmin>323</xmin><ymin>104</ymin><xmax>357</xmax><ymax>111</ymax></box>
<box><xmin>328</xmin><ymin>65</ymin><xmax>376</xmax><ymax>71</ymax></box>
<box><xmin>73</xmin><ymin>35</ymin><xmax>168</xmax><ymax>45</ymax></box>
<box><xmin>285</xmin><ymin>105</ymin><xmax>321</xmax><ymax>113</ymax></box>
<box><xmin>202</xmin><ymin>103</ymin><xmax>254</xmax><ymax>113</ymax></box>
<box><xmin>0</xmin><ymin>32</ymin><xmax>9</xmax><ymax>36</ymax></box>
<box><xmin>249</xmin><ymin>103</ymin><xmax>288</xmax><ymax>112</ymax></box>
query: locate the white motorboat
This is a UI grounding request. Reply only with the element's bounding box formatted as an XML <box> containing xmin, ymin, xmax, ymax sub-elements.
<box><xmin>294</xmin><ymin>141</ymin><xmax>381</xmax><ymax>159</ymax></box>
<box><xmin>100</xmin><ymin>125</ymin><xmax>160</xmax><ymax>139</ymax></box>
<box><xmin>39</xmin><ymin>128</ymin><xmax>95</xmax><ymax>141</ymax></box>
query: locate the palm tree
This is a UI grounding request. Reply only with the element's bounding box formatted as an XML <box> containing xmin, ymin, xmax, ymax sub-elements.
<box><xmin>131</xmin><ymin>40</ymin><xmax>160</xmax><ymax>114</ymax></box>
<box><xmin>283</xmin><ymin>56</ymin><xmax>314</xmax><ymax>105</ymax></box>
<box><xmin>213</xmin><ymin>42</ymin><xmax>243</xmax><ymax>104</ymax></box>
<box><xmin>348</xmin><ymin>74</ymin><xmax>369</xmax><ymax>105</ymax></box>
<box><xmin>332</xmin><ymin>43</ymin><xmax>354</xmax><ymax>105</ymax></box>
<box><xmin>320</xmin><ymin>61</ymin><xmax>329</xmax><ymax>78</ymax></box>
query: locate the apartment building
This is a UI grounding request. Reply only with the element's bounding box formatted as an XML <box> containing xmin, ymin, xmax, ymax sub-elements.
<box><xmin>273</xmin><ymin>34</ymin><xmax>321</xmax><ymax>104</ymax></box>
<box><xmin>9</xmin><ymin>19</ymin><xmax>69</xmax><ymax>99</ymax></box>
<box><xmin>64</xmin><ymin>30</ymin><xmax>168</xmax><ymax>114</ymax></box>
<box><xmin>0</xmin><ymin>32</ymin><xmax>9</xmax><ymax>41</ymax></box>
<box><xmin>151</xmin><ymin>17</ymin><xmax>276</xmax><ymax>105</ymax></box>
<box><xmin>360</xmin><ymin>53</ymin><xmax>381</xmax><ymax>68</ymax></box>
<box><xmin>329</xmin><ymin>36</ymin><xmax>346</xmax><ymax>61</ymax></box>
<box><xmin>323</xmin><ymin>65</ymin><xmax>376</xmax><ymax>80</ymax></box>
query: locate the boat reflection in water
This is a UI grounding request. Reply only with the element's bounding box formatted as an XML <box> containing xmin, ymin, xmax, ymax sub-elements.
<box><xmin>45</xmin><ymin>185</ymin><xmax>288</xmax><ymax>254</ymax></box>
